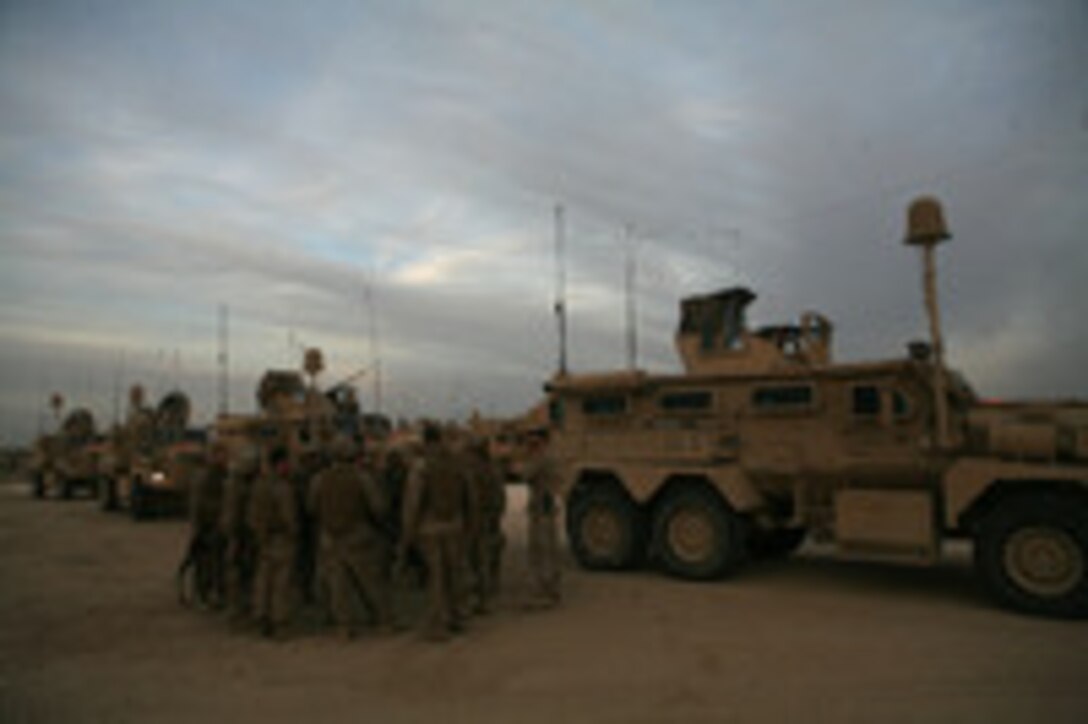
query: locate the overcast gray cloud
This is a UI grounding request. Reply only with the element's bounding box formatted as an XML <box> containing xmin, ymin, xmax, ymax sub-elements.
<box><xmin>1</xmin><ymin>0</ymin><xmax>1086</xmax><ymax>443</ymax></box>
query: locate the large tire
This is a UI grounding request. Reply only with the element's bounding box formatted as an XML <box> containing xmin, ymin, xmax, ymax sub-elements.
<box><xmin>60</xmin><ymin>476</ymin><xmax>74</xmax><ymax>500</ymax></box>
<box><xmin>975</xmin><ymin>494</ymin><xmax>1088</xmax><ymax>618</ymax></box>
<box><xmin>567</xmin><ymin>486</ymin><xmax>645</xmax><ymax>570</ymax></box>
<box><xmin>32</xmin><ymin>472</ymin><xmax>45</xmax><ymax>499</ymax></box>
<box><xmin>653</xmin><ymin>486</ymin><xmax>746</xmax><ymax>580</ymax></box>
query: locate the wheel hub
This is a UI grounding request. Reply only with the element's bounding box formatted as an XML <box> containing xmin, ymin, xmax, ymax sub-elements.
<box><xmin>582</xmin><ymin>506</ymin><xmax>622</xmax><ymax>559</ymax></box>
<box><xmin>1004</xmin><ymin>526</ymin><xmax>1084</xmax><ymax>598</ymax></box>
<box><xmin>667</xmin><ymin>508</ymin><xmax>714</xmax><ymax>563</ymax></box>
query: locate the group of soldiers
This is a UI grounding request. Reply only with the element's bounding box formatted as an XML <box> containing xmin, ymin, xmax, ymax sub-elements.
<box><xmin>181</xmin><ymin>422</ymin><xmax>561</xmax><ymax>642</ymax></box>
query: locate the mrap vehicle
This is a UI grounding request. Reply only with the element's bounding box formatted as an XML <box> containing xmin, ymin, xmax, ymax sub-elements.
<box><xmin>546</xmin><ymin>198</ymin><xmax>1088</xmax><ymax>618</ymax></box>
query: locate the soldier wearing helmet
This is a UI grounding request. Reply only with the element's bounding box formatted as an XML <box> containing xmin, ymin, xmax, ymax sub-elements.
<box><xmin>292</xmin><ymin>442</ymin><xmax>325</xmax><ymax>605</ymax></box>
<box><xmin>182</xmin><ymin>441</ymin><xmax>228</xmax><ymax>607</ymax></box>
<box><xmin>398</xmin><ymin>423</ymin><xmax>473</xmax><ymax>641</ymax></box>
<box><xmin>220</xmin><ymin>443</ymin><xmax>260</xmax><ymax>623</ymax></box>
<box><xmin>464</xmin><ymin>437</ymin><xmax>506</xmax><ymax>614</ymax></box>
<box><xmin>247</xmin><ymin>445</ymin><xmax>299</xmax><ymax>639</ymax></box>
<box><xmin>308</xmin><ymin>434</ymin><xmax>394</xmax><ymax>639</ymax></box>
<box><xmin>522</xmin><ymin>427</ymin><xmax>562</xmax><ymax>608</ymax></box>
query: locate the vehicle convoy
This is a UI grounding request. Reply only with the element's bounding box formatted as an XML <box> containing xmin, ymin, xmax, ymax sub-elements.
<box><xmin>30</xmin><ymin>405</ymin><xmax>103</xmax><ymax>499</ymax></box>
<box><xmin>100</xmin><ymin>386</ymin><xmax>206</xmax><ymax>520</ymax></box>
<box><xmin>547</xmin><ymin>197</ymin><xmax>1088</xmax><ymax>618</ymax></box>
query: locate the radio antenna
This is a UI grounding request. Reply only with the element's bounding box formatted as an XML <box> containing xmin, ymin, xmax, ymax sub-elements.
<box><xmin>363</xmin><ymin>274</ymin><xmax>383</xmax><ymax>414</ymax></box>
<box><xmin>624</xmin><ymin>223</ymin><xmax>638</xmax><ymax>370</ymax></box>
<box><xmin>554</xmin><ymin>203</ymin><xmax>569</xmax><ymax>376</ymax></box>
<box><xmin>217</xmin><ymin>304</ymin><xmax>229</xmax><ymax>415</ymax></box>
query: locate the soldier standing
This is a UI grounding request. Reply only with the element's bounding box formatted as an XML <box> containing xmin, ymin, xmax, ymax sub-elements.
<box><xmin>523</xmin><ymin>428</ymin><xmax>561</xmax><ymax>608</ymax></box>
<box><xmin>465</xmin><ymin>439</ymin><xmax>506</xmax><ymax>614</ymax></box>
<box><xmin>398</xmin><ymin>424</ymin><xmax>472</xmax><ymax>641</ymax></box>
<box><xmin>184</xmin><ymin>441</ymin><xmax>228</xmax><ymax>607</ymax></box>
<box><xmin>292</xmin><ymin>446</ymin><xmax>324</xmax><ymax>604</ymax></box>
<box><xmin>248</xmin><ymin>445</ymin><xmax>299</xmax><ymax>639</ymax></box>
<box><xmin>308</xmin><ymin>435</ymin><xmax>394</xmax><ymax>639</ymax></box>
<box><xmin>221</xmin><ymin>444</ymin><xmax>259</xmax><ymax>623</ymax></box>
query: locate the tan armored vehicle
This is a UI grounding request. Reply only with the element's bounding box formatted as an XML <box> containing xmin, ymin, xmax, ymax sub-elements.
<box><xmin>101</xmin><ymin>387</ymin><xmax>206</xmax><ymax>520</ymax></box>
<box><xmin>30</xmin><ymin>407</ymin><xmax>104</xmax><ymax>499</ymax></box>
<box><xmin>548</xmin><ymin>198</ymin><xmax>1088</xmax><ymax>618</ymax></box>
<box><xmin>213</xmin><ymin>349</ymin><xmax>364</xmax><ymax>466</ymax></box>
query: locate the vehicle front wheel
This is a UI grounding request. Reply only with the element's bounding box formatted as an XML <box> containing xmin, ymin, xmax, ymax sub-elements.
<box><xmin>653</xmin><ymin>487</ymin><xmax>745</xmax><ymax>580</ymax></box>
<box><xmin>567</xmin><ymin>486</ymin><xmax>645</xmax><ymax>570</ymax></box>
<box><xmin>975</xmin><ymin>494</ymin><xmax>1088</xmax><ymax>618</ymax></box>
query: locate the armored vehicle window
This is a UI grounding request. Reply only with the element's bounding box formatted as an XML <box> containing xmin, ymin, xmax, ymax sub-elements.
<box><xmin>660</xmin><ymin>391</ymin><xmax>712</xmax><ymax>412</ymax></box>
<box><xmin>582</xmin><ymin>395</ymin><xmax>627</xmax><ymax>416</ymax></box>
<box><xmin>852</xmin><ymin>386</ymin><xmax>881</xmax><ymax>416</ymax></box>
<box><xmin>893</xmin><ymin>390</ymin><xmax>911</xmax><ymax>419</ymax></box>
<box><xmin>851</xmin><ymin>385</ymin><xmax>913</xmax><ymax>420</ymax></box>
<box><xmin>752</xmin><ymin>385</ymin><xmax>813</xmax><ymax>410</ymax></box>
<box><xmin>549</xmin><ymin>399</ymin><xmax>565</xmax><ymax>427</ymax></box>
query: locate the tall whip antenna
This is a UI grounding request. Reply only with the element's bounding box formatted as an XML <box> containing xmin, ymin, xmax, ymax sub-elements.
<box><xmin>624</xmin><ymin>223</ymin><xmax>638</xmax><ymax>370</ymax></box>
<box><xmin>217</xmin><ymin>304</ymin><xmax>230</xmax><ymax>416</ymax></box>
<box><xmin>363</xmin><ymin>274</ymin><xmax>383</xmax><ymax>414</ymax></box>
<box><xmin>554</xmin><ymin>203</ymin><xmax>569</xmax><ymax>376</ymax></box>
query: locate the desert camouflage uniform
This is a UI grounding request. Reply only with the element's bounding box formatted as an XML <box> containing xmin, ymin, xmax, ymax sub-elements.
<box><xmin>220</xmin><ymin>464</ymin><xmax>258</xmax><ymax>621</ymax></box>
<box><xmin>248</xmin><ymin>465</ymin><xmax>298</xmax><ymax>635</ymax></box>
<box><xmin>292</xmin><ymin>449</ymin><xmax>325</xmax><ymax>604</ymax></box>
<box><xmin>186</xmin><ymin>456</ymin><xmax>227</xmax><ymax>606</ymax></box>
<box><xmin>309</xmin><ymin>456</ymin><xmax>393</xmax><ymax>637</ymax></box>
<box><xmin>465</xmin><ymin>445</ymin><xmax>505</xmax><ymax>613</ymax></box>
<box><xmin>401</xmin><ymin>441</ymin><xmax>472</xmax><ymax>640</ymax></box>
<box><xmin>524</xmin><ymin>444</ymin><xmax>562</xmax><ymax>606</ymax></box>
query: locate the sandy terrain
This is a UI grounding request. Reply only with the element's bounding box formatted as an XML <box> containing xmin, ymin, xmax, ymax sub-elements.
<box><xmin>1</xmin><ymin>478</ymin><xmax>1086</xmax><ymax>724</ymax></box>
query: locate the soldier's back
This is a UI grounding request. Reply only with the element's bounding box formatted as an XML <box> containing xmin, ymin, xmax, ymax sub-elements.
<box><xmin>249</xmin><ymin>474</ymin><xmax>294</xmax><ymax>538</ymax></box>
<box><xmin>312</xmin><ymin>463</ymin><xmax>366</xmax><ymax>536</ymax></box>
<box><xmin>421</xmin><ymin>447</ymin><xmax>466</xmax><ymax>525</ymax></box>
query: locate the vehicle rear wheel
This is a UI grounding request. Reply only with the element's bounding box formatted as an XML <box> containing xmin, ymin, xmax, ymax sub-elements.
<box><xmin>975</xmin><ymin>494</ymin><xmax>1088</xmax><ymax>618</ymax></box>
<box><xmin>567</xmin><ymin>486</ymin><xmax>644</xmax><ymax>570</ymax></box>
<box><xmin>653</xmin><ymin>487</ymin><xmax>745</xmax><ymax>580</ymax></box>
<box><xmin>32</xmin><ymin>473</ymin><xmax>45</xmax><ymax>499</ymax></box>
<box><xmin>61</xmin><ymin>476</ymin><xmax>74</xmax><ymax>500</ymax></box>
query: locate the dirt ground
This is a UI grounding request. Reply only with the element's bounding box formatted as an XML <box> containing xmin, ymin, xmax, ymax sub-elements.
<box><xmin>1</xmin><ymin>479</ymin><xmax>1086</xmax><ymax>724</ymax></box>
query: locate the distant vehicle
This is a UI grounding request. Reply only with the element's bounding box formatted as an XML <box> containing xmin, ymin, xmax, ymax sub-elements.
<box><xmin>30</xmin><ymin>408</ymin><xmax>103</xmax><ymax>499</ymax></box>
<box><xmin>547</xmin><ymin>198</ymin><xmax>1088</xmax><ymax>618</ymax></box>
<box><xmin>100</xmin><ymin>389</ymin><xmax>206</xmax><ymax>520</ymax></box>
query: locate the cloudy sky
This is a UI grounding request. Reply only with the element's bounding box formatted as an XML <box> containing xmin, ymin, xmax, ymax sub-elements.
<box><xmin>1</xmin><ymin>0</ymin><xmax>1085</xmax><ymax>443</ymax></box>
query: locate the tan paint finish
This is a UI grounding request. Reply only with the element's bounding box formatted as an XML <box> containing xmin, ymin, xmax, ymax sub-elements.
<box><xmin>835</xmin><ymin>489</ymin><xmax>938</xmax><ymax>562</ymax></box>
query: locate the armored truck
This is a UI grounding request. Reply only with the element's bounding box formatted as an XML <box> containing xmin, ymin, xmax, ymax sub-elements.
<box><xmin>100</xmin><ymin>389</ymin><xmax>206</xmax><ymax>519</ymax></box>
<box><xmin>31</xmin><ymin>408</ymin><xmax>103</xmax><ymax>499</ymax></box>
<box><xmin>548</xmin><ymin>199</ymin><xmax>1088</xmax><ymax>618</ymax></box>
<box><xmin>213</xmin><ymin>351</ymin><xmax>365</xmax><ymax>468</ymax></box>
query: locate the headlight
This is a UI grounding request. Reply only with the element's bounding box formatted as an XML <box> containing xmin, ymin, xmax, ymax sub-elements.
<box><xmin>150</xmin><ymin>471</ymin><xmax>166</xmax><ymax>485</ymax></box>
